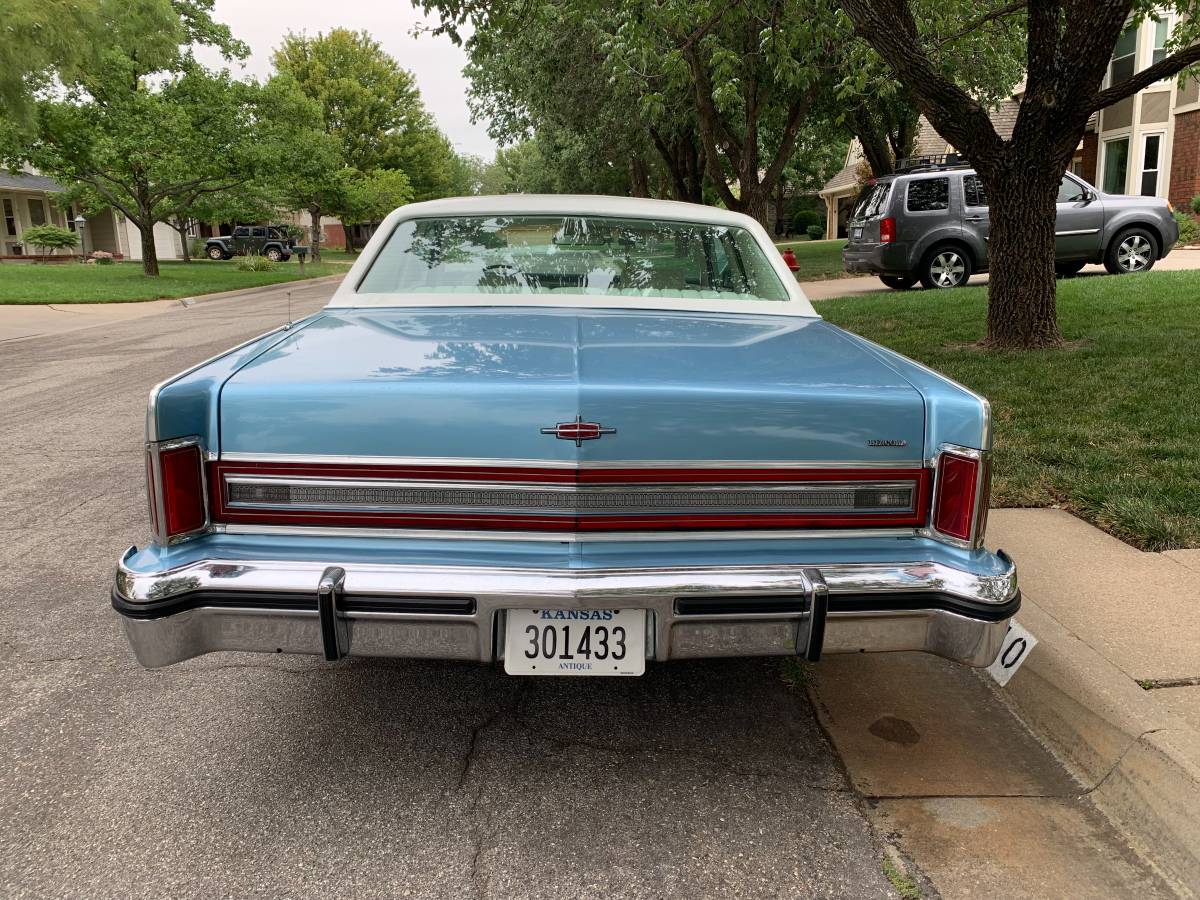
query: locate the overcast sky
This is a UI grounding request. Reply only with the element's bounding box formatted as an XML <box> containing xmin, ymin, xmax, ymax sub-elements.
<box><xmin>195</xmin><ymin>0</ymin><xmax>497</xmax><ymax>159</ymax></box>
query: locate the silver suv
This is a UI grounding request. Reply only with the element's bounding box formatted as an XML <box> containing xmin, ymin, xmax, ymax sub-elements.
<box><xmin>842</xmin><ymin>163</ymin><xmax>1179</xmax><ymax>290</ymax></box>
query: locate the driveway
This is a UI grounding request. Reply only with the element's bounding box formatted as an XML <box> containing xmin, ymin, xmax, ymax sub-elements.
<box><xmin>802</xmin><ymin>245</ymin><xmax>1200</xmax><ymax>301</ymax></box>
<box><xmin>0</xmin><ymin>281</ymin><xmax>1175</xmax><ymax>898</ymax></box>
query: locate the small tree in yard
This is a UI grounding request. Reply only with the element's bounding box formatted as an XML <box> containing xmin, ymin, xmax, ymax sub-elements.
<box><xmin>843</xmin><ymin>0</ymin><xmax>1200</xmax><ymax>349</ymax></box>
<box><xmin>330</xmin><ymin>168</ymin><xmax>414</xmax><ymax>253</ymax></box>
<box><xmin>21</xmin><ymin>224</ymin><xmax>78</xmax><ymax>259</ymax></box>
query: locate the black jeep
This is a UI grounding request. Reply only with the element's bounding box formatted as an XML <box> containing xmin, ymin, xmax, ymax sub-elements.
<box><xmin>205</xmin><ymin>225</ymin><xmax>297</xmax><ymax>262</ymax></box>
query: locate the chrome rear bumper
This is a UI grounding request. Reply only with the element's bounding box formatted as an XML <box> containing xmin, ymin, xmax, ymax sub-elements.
<box><xmin>113</xmin><ymin>550</ymin><xmax>1019</xmax><ymax>669</ymax></box>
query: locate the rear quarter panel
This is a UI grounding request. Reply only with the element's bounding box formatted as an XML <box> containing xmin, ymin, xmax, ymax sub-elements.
<box><xmin>828</xmin><ymin>328</ymin><xmax>991</xmax><ymax>453</ymax></box>
<box><xmin>149</xmin><ymin>315</ymin><xmax>326</xmax><ymax>447</ymax></box>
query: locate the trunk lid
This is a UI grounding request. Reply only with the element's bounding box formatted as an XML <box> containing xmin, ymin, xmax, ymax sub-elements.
<box><xmin>218</xmin><ymin>308</ymin><xmax>925</xmax><ymax>464</ymax></box>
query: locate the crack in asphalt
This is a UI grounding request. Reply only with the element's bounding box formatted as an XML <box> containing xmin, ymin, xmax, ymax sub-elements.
<box><xmin>456</xmin><ymin>680</ymin><xmax>531</xmax><ymax>900</ymax></box>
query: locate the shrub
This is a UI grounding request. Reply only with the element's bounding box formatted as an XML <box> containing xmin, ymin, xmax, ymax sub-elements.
<box><xmin>792</xmin><ymin>209</ymin><xmax>820</xmax><ymax>234</ymax></box>
<box><xmin>236</xmin><ymin>253</ymin><xmax>275</xmax><ymax>272</ymax></box>
<box><xmin>90</xmin><ymin>250</ymin><xmax>115</xmax><ymax>265</ymax></box>
<box><xmin>1190</xmin><ymin>194</ymin><xmax>1200</xmax><ymax>216</ymax></box>
<box><xmin>188</xmin><ymin>238</ymin><xmax>206</xmax><ymax>258</ymax></box>
<box><xmin>806</xmin><ymin>224</ymin><xmax>826</xmax><ymax>241</ymax></box>
<box><xmin>22</xmin><ymin>224</ymin><xmax>78</xmax><ymax>258</ymax></box>
<box><xmin>1173</xmin><ymin>210</ymin><xmax>1198</xmax><ymax>246</ymax></box>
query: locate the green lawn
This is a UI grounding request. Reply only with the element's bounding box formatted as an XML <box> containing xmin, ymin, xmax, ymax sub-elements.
<box><xmin>0</xmin><ymin>259</ymin><xmax>345</xmax><ymax>304</ymax></box>
<box><xmin>775</xmin><ymin>238</ymin><xmax>848</xmax><ymax>282</ymax></box>
<box><xmin>821</xmin><ymin>271</ymin><xmax>1200</xmax><ymax>551</ymax></box>
<box><xmin>316</xmin><ymin>248</ymin><xmax>362</xmax><ymax>264</ymax></box>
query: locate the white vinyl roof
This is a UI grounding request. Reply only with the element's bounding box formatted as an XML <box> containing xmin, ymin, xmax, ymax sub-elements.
<box><xmin>327</xmin><ymin>194</ymin><xmax>818</xmax><ymax>317</ymax></box>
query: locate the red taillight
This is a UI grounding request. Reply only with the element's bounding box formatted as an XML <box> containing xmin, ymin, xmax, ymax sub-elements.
<box><xmin>933</xmin><ymin>451</ymin><xmax>981</xmax><ymax>542</ymax></box>
<box><xmin>158</xmin><ymin>445</ymin><xmax>206</xmax><ymax>539</ymax></box>
<box><xmin>879</xmin><ymin>217</ymin><xmax>896</xmax><ymax>244</ymax></box>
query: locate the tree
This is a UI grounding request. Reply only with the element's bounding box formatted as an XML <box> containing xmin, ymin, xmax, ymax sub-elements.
<box><xmin>331</xmin><ymin>168</ymin><xmax>414</xmax><ymax>252</ymax></box>
<box><xmin>420</xmin><ymin>0</ymin><xmax>706</xmax><ymax>202</ymax></box>
<box><xmin>7</xmin><ymin>1</ymin><xmax>250</xmax><ymax>276</ymax></box>
<box><xmin>21</xmin><ymin>224</ymin><xmax>78</xmax><ymax>259</ymax></box>
<box><xmin>272</xmin><ymin>28</ymin><xmax>440</xmax><ymax>258</ymax></box>
<box><xmin>599</xmin><ymin>0</ymin><xmax>845</xmax><ymax>227</ymax></box>
<box><xmin>842</xmin><ymin>0</ymin><xmax>1200</xmax><ymax>349</ymax></box>
<box><xmin>26</xmin><ymin>64</ymin><xmax>263</xmax><ymax>276</ymax></box>
<box><xmin>0</xmin><ymin>0</ymin><xmax>103</xmax><ymax>125</ymax></box>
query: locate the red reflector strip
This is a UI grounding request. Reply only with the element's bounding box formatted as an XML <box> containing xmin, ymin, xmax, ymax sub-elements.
<box><xmin>933</xmin><ymin>453</ymin><xmax>979</xmax><ymax>542</ymax></box>
<box><xmin>160</xmin><ymin>445</ymin><xmax>206</xmax><ymax>538</ymax></box>
<box><xmin>209</xmin><ymin>462</ymin><xmax>932</xmax><ymax>532</ymax></box>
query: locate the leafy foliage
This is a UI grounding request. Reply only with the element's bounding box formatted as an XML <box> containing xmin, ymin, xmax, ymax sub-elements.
<box><xmin>6</xmin><ymin>1</ymin><xmax>258</xmax><ymax>276</ymax></box>
<box><xmin>1172</xmin><ymin>210</ymin><xmax>1198</xmax><ymax>245</ymax></box>
<box><xmin>236</xmin><ymin>254</ymin><xmax>276</xmax><ymax>272</ymax></box>
<box><xmin>21</xmin><ymin>224</ymin><xmax>78</xmax><ymax>256</ymax></box>
<box><xmin>270</xmin><ymin>28</ymin><xmax>458</xmax><ymax>256</ymax></box>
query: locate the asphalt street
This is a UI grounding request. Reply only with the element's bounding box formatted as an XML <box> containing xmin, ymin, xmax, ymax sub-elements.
<box><xmin>0</xmin><ymin>280</ymin><xmax>900</xmax><ymax>899</ymax></box>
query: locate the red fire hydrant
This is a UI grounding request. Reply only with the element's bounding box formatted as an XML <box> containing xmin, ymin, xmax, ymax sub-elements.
<box><xmin>781</xmin><ymin>247</ymin><xmax>800</xmax><ymax>273</ymax></box>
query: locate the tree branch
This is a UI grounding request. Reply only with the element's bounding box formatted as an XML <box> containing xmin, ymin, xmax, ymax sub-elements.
<box><xmin>933</xmin><ymin>0</ymin><xmax>1026</xmax><ymax>47</ymax></box>
<box><xmin>1092</xmin><ymin>43</ymin><xmax>1200</xmax><ymax>111</ymax></box>
<box><xmin>681</xmin><ymin>0</ymin><xmax>746</xmax><ymax>49</ymax></box>
<box><xmin>761</xmin><ymin>81</ymin><xmax>821</xmax><ymax>192</ymax></box>
<box><xmin>682</xmin><ymin>43</ymin><xmax>744</xmax><ymax>177</ymax></box>
<box><xmin>842</xmin><ymin>0</ymin><xmax>1006</xmax><ymax>169</ymax></box>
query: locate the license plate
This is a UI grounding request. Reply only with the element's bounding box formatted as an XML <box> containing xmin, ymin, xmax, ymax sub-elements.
<box><xmin>503</xmin><ymin>609</ymin><xmax>646</xmax><ymax>676</ymax></box>
<box><xmin>851</xmin><ymin>226</ymin><xmax>863</xmax><ymax>240</ymax></box>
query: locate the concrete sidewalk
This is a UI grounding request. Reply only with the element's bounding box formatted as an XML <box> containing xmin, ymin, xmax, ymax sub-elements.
<box><xmin>801</xmin><ymin>245</ymin><xmax>1200</xmax><ymax>301</ymax></box>
<box><xmin>809</xmin><ymin>508</ymin><xmax>1200</xmax><ymax>897</ymax></box>
<box><xmin>988</xmin><ymin>509</ymin><xmax>1200</xmax><ymax>895</ymax></box>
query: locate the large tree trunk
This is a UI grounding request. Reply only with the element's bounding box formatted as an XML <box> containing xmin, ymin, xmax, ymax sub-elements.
<box><xmin>139</xmin><ymin>224</ymin><xmax>160</xmax><ymax>277</ymax></box>
<box><xmin>308</xmin><ymin>205</ymin><xmax>323</xmax><ymax>263</ymax></box>
<box><xmin>628</xmin><ymin>157</ymin><xmax>650</xmax><ymax>198</ymax></box>
<box><xmin>345</xmin><ymin>225</ymin><xmax>357</xmax><ymax>255</ymax></box>
<box><xmin>740</xmin><ymin>185</ymin><xmax>772</xmax><ymax>232</ymax></box>
<box><xmin>979</xmin><ymin>164</ymin><xmax>1064</xmax><ymax>349</ymax></box>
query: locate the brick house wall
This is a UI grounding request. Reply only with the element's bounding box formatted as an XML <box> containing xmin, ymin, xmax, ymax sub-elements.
<box><xmin>1169</xmin><ymin>109</ymin><xmax>1200</xmax><ymax>210</ymax></box>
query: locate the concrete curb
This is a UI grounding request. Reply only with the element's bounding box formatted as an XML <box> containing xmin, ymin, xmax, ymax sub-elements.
<box><xmin>1003</xmin><ymin>599</ymin><xmax>1200</xmax><ymax>897</ymax></box>
<box><xmin>175</xmin><ymin>273</ymin><xmax>345</xmax><ymax>307</ymax></box>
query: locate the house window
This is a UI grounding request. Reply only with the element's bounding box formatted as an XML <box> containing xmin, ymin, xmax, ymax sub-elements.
<box><xmin>1110</xmin><ymin>25</ymin><xmax>1137</xmax><ymax>85</ymax></box>
<box><xmin>28</xmin><ymin>198</ymin><xmax>46</xmax><ymax>227</ymax></box>
<box><xmin>1152</xmin><ymin>17</ymin><xmax>1169</xmax><ymax>66</ymax></box>
<box><xmin>1141</xmin><ymin>133</ymin><xmax>1163</xmax><ymax>196</ymax></box>
<box><xmin>2</xmin><ymin>199</ymin><xmax>15</xmax><ymax>236</ymax></box>
<box><xmin>1102</xmin><ymin>137</ymin><xmax>1130</xmax><ymax>194</ymax></box>
<box><xmin>66</xmin><ymin>205</ymin><xmax>77</xmax><ymax>232</ymax></box>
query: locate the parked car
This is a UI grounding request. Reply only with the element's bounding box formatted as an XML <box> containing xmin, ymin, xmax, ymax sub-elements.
<box><xmin>205</xmin><ymin>225</ymin><xmax>298</xmax><ymax>262</ymax></box>
<box><xmin>842</xmin><ymin>160</ymin><xmax>1179</xmax><ymax>289</ymax></box>
<box><xmin>114</xmin><ymin>195</ymin><xmax>1018</xmax><ymax>676</ymax></box>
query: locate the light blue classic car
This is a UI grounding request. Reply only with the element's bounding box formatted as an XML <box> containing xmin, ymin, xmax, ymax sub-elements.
<box><xmin>114</xmin><ymin>195</ymin><xmax>1018</xmax><ymax>676</ymax></box>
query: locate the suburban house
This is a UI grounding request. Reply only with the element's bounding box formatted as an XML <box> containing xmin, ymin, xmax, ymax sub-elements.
<box><xmin>1</xmin><ymin>169</ymin><xmax>350</xmax><ymax>261</ymax></box>
<box><xmin>820</xmin><ymin>12</ymin><xmax>1197</xmax><ymax>239</ymax></box>
<box><xmin>0</xmin><ymin>169</ymin><xmax>187</xmax><ymax>261</ymax></box>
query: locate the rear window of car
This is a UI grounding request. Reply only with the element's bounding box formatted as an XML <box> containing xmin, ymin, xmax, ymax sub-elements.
<box><xmin>907</xmin><ymin>178</ymin><xmax>950</xmax><ymax>212</ymax></box>
<box><xmin>963</xmin><ymin>175</ymin><xmax>989</xmax><ymax>207</ymax></box>
<box><xmin>852</xmin><ymin>182</ymin><xmax>891</xmax><ymax>219</ymax></box>
<box><xmin>357</xmin><ymin>214</ymin><xmax>791</xmax><ymax>301</ymax></box>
